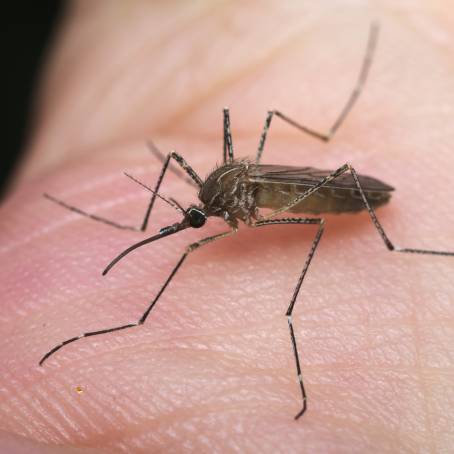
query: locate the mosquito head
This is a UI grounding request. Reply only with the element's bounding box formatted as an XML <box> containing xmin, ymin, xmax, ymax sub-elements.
<box><xmin>186</xmin><ymin>206</ymin><xmax>207</xmax><ymax>228</ymax></box>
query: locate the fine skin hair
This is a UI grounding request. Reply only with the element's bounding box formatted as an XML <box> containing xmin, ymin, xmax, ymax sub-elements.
<box><xmin>1</xmin><ymin>2</ymin><xmax>454</xmax><ymax>453</ymax></box>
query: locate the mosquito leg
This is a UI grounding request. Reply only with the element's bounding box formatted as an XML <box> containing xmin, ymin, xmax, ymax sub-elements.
<box><xmin>253</xmin><ymin>217</ymin><xmax>325</xmax><ymax>419</ymax></box>
<box><xmin>255</xmin><ymin>22</ymin><xmax>379</xmax><ymax>164</ymax></box>
<box><xmin>45</xmin><ymin>152</ymin><xmax>202</xmax><ymax>232</ymax></box>
<box><xmin>255</xmin><ymin>110</ymin><xmax>274</xmax><ymax>163</ymax></box>
<box><xmin>146</xmin><ymin>140</ymin><xmax>198</xmax><ymax>188</ymax></box>
<box><xmin>43</xmin><ymin>193</ymin><xmax>139</xmax><ymax>231</ymax></box>
<box><xmin>39</xmin><ymin>227</ymin><xmax>237</xmax><ymax>366</ymax></box>
<box><xmin>140</xmin><ymin>151</ymin><xmax>202</xmax><ymax>231</ymax></box>
<box><xmin>267</xmin><ymin>164</ymin><xmax>454</xmax><ymax>256</ymax></box>
<box><xmin>223</xmin><ymin>108</ymin><xmax>234</xmax><ymax>163</ymax></box>
<box><xmin>277</xmin><ymin>22</ymin><xmax>378</xmax><ymax>141</ymax></box>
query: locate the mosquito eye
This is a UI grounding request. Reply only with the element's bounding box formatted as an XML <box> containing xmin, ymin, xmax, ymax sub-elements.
<box><xmin>188</xmin><ymin>208</ymin><xmax>206</xmax><ymax>228</ymax></box>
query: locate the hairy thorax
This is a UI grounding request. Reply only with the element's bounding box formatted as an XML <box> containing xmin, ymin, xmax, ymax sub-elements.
<box><xmin>198</xmin><ymin>161</ymin><xmax>258</xmax><ymax>224</ymax></box>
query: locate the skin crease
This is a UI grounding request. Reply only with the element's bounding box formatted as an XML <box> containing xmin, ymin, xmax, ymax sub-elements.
<box><xmin>1</xmin><ymin>1</ymin><xmax>454</xmax><ymax>453</ymax></box>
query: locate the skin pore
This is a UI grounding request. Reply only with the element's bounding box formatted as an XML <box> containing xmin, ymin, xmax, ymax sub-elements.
<box><xmin>1</xmin><ymin>2</ymin><xmax>453</xmax><ymax>452</ymax></box>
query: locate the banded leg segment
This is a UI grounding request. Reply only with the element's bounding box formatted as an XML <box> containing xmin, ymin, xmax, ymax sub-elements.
<box><xmin>39</xmin><ymin>227</ymin><xmax>237</xmax><ymax>366</ymax></box>
<box><xmin>255</xmin><ymin>22</ymin><xmax>379</xmax><ymax>163</ymax></box>
<box><xmin>266</xmin><ymin>163</ymin><xmax>454</xmax><ymax>256</ymax></box>
<box><xmin>39</xmin><ymin>323</ymin><xmax>137</xmax><ymax>366</ymax></box>
<box><xmin>254</xmin><ymin>217</ymin><xmax>325</xmax><ymax>419</ymax></box>
<box><xmin>223</xmin><ymin>108</ymin><xmax>234</xmax><ymax>163</ymax></box>
<box><xmin>146</xmin><ymin>140</ymin><xmax>199</xmax><ymax>188</ymax></box>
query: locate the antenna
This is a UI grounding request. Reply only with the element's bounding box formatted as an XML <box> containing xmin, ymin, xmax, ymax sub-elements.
<box><xmin>124</xmin><ymin>172</ymin><xmax>185</xmax><ymax>215</ymax></box>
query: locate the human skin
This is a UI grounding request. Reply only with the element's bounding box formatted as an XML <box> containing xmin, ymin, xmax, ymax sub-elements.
<box><xmin>1</xmin><ymin>1</ymin><xmax>454</xmax><ymax>453</ymax></box>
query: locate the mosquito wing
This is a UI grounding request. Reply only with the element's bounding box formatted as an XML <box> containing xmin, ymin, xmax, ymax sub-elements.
<box><xmin>248</xmin><ymin>165</ymin><xmax>394</xmax><ymax>192</ymax></box>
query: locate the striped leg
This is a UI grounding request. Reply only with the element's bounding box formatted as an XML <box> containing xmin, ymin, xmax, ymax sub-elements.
<box><xmin>223</xmin><ymin>108</ymin><xmax>234</xmax><ymax>163</ymax></box>
<box><xmin>39</xmin><ymin>228</ymin><xmax>237</xmax><ymax>366</ymax></box>
<box><xmin>253</xmin><ymin>217</ymin><xmax>325</xmax><ymax>419</ymax></box>
<box><xmin>255</xmin><ymin>22</ymin><xmax>379</xmax><ymax>163</ymax></box>
<box><xmin>146</xmin><ymin>140</ymin><xmax>199</xmax><ymax>188</ymax></box>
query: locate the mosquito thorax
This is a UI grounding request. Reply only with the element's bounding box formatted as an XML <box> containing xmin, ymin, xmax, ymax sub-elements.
<box><xmin>187</xmin><ymin>206</ymin><xmax>207</xmax><ymax>228</ymax></box>
<box><xmin>199</xmin><ymin>162</ymin><xmax>256</xmax><ymax>222</ymax></box>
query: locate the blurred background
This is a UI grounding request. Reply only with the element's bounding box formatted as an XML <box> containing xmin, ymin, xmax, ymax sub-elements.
<box><xmin>3</xmin><ymin>2</ymin><xmax>64</xmax><ymax>198</ymax></box>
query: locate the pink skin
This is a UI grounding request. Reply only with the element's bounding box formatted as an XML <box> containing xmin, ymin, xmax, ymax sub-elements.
<box><xmin>1</xmin><ymin>2</ymin><xmax>454</xmax><ymax>452</ymax></box>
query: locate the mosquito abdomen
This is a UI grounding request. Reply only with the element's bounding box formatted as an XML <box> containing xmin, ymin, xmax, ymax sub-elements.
<box><xmin>255</xmin><ymin>183</ymin><xmax>392</xmax><ymax>214</ymax></box>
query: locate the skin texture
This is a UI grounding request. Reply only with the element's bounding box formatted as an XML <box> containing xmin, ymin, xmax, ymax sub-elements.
<box><xmin>1</xmin><ymin>1</ymin><xmax>454</xmax><ymax>452</ymax></box>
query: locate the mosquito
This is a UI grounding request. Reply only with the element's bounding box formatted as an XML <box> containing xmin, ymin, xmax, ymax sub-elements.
<box><xmin>39</xmin><ymin>23</ymin><xmax>454</xmax><ymax>420</ymax></box>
